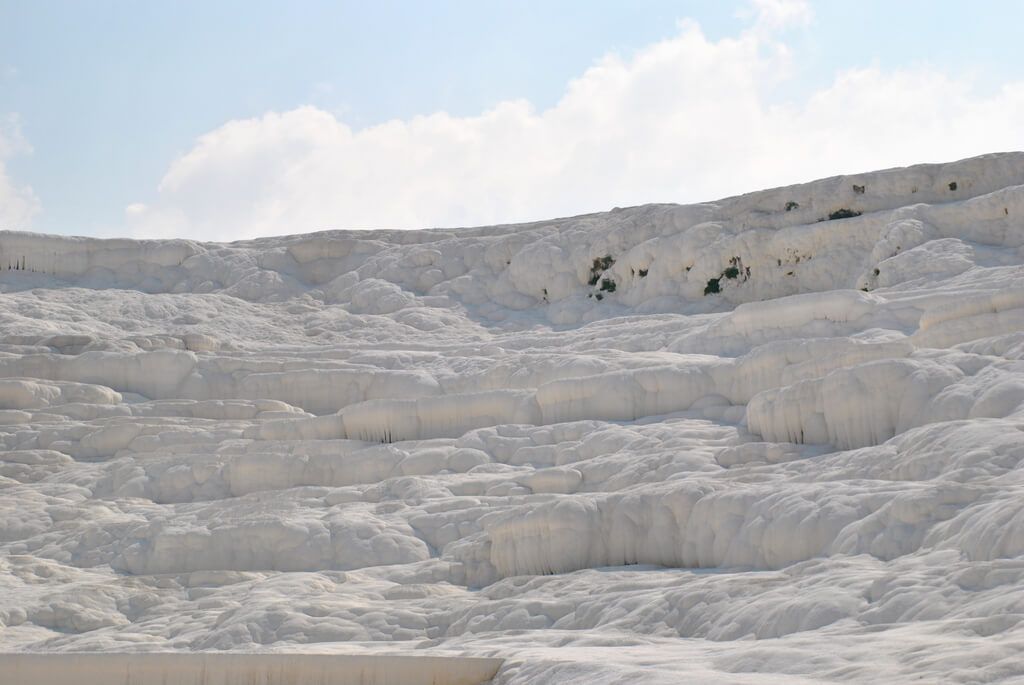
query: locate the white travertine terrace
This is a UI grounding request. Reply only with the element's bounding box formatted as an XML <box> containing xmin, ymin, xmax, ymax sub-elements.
<box><xmin>2</xmin><ymin>152</ymin><xmax>1024</xmax><ymax>683</ymax></box>
<box><xmin>0</xmin><ymin>653</ymin><xmax>504</xmax><ymax>685</ymax></box>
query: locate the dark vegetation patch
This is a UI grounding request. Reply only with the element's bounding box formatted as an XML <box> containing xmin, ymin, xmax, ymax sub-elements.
<box><xmin>704</xmin><ymin>256</ymin><xmax>750</xmax><ymax>296</ymax></box>
<box><xmin>827</xmin><ymin>208</ymin><xmax>861</xmax><ymax>221</ymax></box>
<box><xmin>586</xmin><ymin>255</ymin><xmax>618</xmax><ymax>301</ymax></box>
<box><xmin>588</xmin><ymin>255</ymin><xmax>615</xmax><ymax>285</ymax></box>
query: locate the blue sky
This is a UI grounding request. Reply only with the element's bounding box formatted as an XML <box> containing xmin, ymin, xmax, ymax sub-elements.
<box><xmin>1</xmin><ymin>0</ymin><xmax>1023</xmax><ymax>239</ymax></box>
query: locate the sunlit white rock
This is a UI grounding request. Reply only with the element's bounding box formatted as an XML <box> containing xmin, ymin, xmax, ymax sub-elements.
<box><xmin>2</xmin><ymin>153</ymin><xmax>1024</xmax><ymax>684</ymax></box>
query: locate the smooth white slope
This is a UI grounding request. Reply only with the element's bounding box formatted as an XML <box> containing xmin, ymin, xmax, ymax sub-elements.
<box><xmin>1</xmin><ymin>152</ymin><xmax>1024</xmax><ymax>683</ymax></box>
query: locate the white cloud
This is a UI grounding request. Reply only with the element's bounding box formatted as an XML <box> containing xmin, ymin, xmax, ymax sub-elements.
<box><xmin>738</xmin><ymin>0</ymin><xmax>813</xmax><ymax>31</ymax></box>
<box><xmin>0</xmin><ymin>116</ymin><xmax>39</xmax><ymax>230</ymax></box>
<box><xmin>128</xmin><ymin>6</ymin><xmax>1024</xmax><ymax>241</ymax></box>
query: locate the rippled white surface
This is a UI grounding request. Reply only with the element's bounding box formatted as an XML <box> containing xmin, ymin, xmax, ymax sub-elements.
<box><xmin>2</xmin><ymin>152</ymin><xmax>1024</xmax><ymax>683</ymax></box>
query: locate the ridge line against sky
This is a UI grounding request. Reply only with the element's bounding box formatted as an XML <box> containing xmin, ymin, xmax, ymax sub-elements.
<box><xmin>1</xmin><ymin>0</ymin><xmax>1024</xmax><ymax>240</ymax></box>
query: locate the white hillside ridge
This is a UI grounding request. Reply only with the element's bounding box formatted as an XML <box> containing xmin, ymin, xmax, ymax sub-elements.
<box><xmin>0</xmin><ymin>153</ymin><xmax>1019</xmax><ymax>311</ymax></box>
<box><xmin>2</xmin><ymin>152</ymin><xmax>1024</xmax><ymax>684</ymax></box>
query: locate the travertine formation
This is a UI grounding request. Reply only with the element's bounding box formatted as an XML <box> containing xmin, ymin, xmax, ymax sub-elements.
<box><xmin>2</xmin><ymin>153</ymin><xmax>1024</xmax><ymax>683</ymax></box>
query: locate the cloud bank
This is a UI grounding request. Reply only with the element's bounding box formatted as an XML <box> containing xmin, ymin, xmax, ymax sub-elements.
<box><xmin>128</xmin><ymin>2</ymin><xmax>1024</xmax><ymax>240</ymax></box>
<box><xmin>0</xmin><ymin>117</ymin><xmax>39</xmax><ymax>229</ymax></box>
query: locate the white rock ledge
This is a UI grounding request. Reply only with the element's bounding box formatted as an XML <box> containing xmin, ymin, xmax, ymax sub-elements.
<box><xmin>0</xmin><ymin>653</ymin><xmax>504</xmax><ymax>685</ymax></box>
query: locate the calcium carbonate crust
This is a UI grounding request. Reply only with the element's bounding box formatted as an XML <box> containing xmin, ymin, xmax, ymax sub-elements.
<box><xmin>2</xmin><ymin>152</ymin><xmax>1024</xmax><ymax>684</ymax></box>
